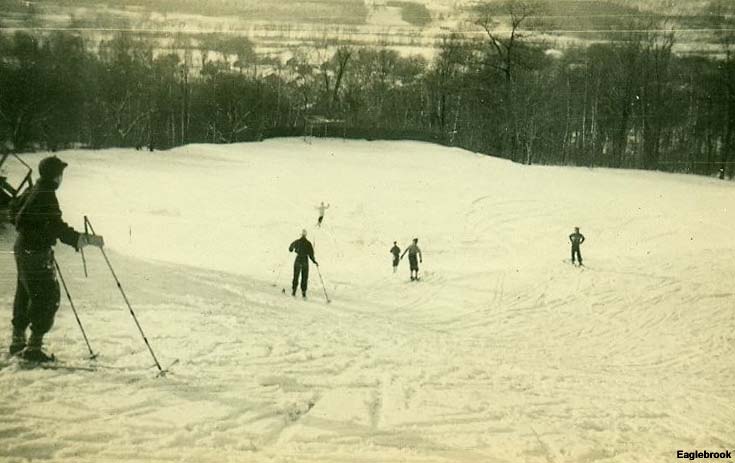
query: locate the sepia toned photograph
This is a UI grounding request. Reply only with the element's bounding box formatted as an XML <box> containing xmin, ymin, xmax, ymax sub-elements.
<box><xmin>0</xmin><ymin>0</ymin><xmax>733</xmax><ymax>461</ymax></box>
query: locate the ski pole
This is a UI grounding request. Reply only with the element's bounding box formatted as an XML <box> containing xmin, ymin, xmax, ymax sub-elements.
<box><xmin>84</xmin><ymin>216</ymin><xmax>165</xmax><ymax>375</ymax></box>
<box><xmin>81</xmin><ymin>218</ymin><xmax>88</xmax><ymax>278</ymax></box>
<box><xmin>273</xmin><ymin>264</ymin><xmax>283</xmax><ymax>288</ymax></box>
<box><xmin>272</xmin><ymin>254</ymin><xmax>288</xmax><ymax>288</ymax></box>
<box><xmin>53</xmin><ymin>257</ymin><xmax>97</xmax><ymax>360</ymax></box>
<box><xmin>316</xmin><ymin>264</ymin><xmax>331</xmax><ymax>303</ymax></box>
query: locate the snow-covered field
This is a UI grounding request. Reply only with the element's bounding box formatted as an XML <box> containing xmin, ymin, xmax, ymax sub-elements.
<box><xmin>1</xmin><ymin>138</ymin><xmax>733</xmax><ymax>462</ymax></box>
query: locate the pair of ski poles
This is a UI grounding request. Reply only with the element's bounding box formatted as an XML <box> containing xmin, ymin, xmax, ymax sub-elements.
<box><xmin>57</xmin><ymin>216</ymin><xmax>171</xmax><ymax>377</ymax></box>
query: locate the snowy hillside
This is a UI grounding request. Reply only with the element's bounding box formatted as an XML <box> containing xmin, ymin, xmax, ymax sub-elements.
<box><xmin>1</xmin><ymin>138</ymin><xmax>733</xmax><ymax>462</ymax></box>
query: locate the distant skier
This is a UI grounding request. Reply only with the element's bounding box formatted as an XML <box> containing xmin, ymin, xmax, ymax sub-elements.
<box><xmin>289</xmin><ymin>229</ymin><xmax>318</xmax><ymax>298</ymax></box>
<box><xmin>8</xmin><ymin>156</ymin><xmax>104</xmax><ymax>362</ymax></box>
<box><xmin>400</xmin><ymin>238</ymin><xmax>422</xmax><ymax>281</ymax></box>
<box><xmin>316</xmin><ymin>202</ymin><xmax>330</xmax><ymax>227</ymax></box>
<box><xmin>569</xmin><ymin>226</ymin><xmax>585</xmax><ymax>266</ymax></box>
<box><xmin>390</xmin><ymin>241</ymin><xmax>401</xmax><ymax>273</ymax></box>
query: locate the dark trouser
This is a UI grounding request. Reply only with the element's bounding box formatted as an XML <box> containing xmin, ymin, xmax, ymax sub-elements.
<box><xmin>12</xmin><ymin>241</ymin><xmax>61</xmax><ymax>337</ymax></box>
<box><xmin>292</xmin><ymin>259</ymin><xmax>309</xmax><ymax>295</ymax></box>
<box><xmin>571</xmin><ymin>246</ymin><xmax>582</xmax><ymax>264</ymax></box>
<box><xmin>392</xmin><ymin>257</ymin><xmax>399</xmax><ymax>267</ymax></box>
<box><xmin>409</xmin><ymin>255</ymin><xmax>419</xmax><ymax>276</ymax></box>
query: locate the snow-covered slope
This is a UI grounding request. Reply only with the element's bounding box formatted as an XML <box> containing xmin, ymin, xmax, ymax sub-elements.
<box><xmin>1</xmin><ymin>138</ymin><xmax>733</xmax><ymax>462</ymax></box>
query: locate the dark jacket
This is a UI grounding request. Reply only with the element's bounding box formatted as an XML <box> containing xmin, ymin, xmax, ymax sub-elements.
<box><xmin>289</xmin><ymin>237</ymin><xmax>316</xmax><ymax>264</ymax></box>
<box><xmin>14</xmin><ymin>179</ymin><xmax>80</xmax><ymax>252</ymax></box>
<box><xmin>401</xmin><ymin>243</ymin><xmax>422</xmax><ymax>260</ymax></box>
<box><xmin>390</xmin><ymin>245</ymin><xmax>400</xmax><ymax>258</ymax></box>
<box><xmin>569</xmin><ymin>232</ymin><xmax>585</xmax><ymax>247</ymax></box>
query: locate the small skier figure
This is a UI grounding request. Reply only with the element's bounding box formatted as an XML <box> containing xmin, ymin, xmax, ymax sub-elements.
<box><xmin>289</xmin><ymin>229</ymin><xmax>318</xmax><ymax>298</ymax></box>
<box><xmin>390</xmin><ymin>241</ymin><xmax>401</xmax><ymax>273</ymax></box>
<box><xmin>401</xmin><ymin>238</ymin><xmax>422</xmax><ymax>281</ymax></box>
<box><xmin>569</xmin><ymin>226</ymin><xmax>585</xmax><ymax>266</ymax></box>
<box><xmin>9</xmin><ymin>156</ymin><xmax>104</xmax><ymax>362</ymax></box>
<box><xmin>316</xmin><ymin>202</ymin><xmax>330</xmax><ymax>227</ymax></box>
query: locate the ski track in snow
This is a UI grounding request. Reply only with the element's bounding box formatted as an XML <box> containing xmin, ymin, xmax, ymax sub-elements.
<box><xmin>0</xmin><ymin>138</ymin><xmax>734</xmax><ymax>462</ymax></box>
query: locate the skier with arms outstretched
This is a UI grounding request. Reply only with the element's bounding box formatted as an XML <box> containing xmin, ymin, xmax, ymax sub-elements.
<box><xmin>316</xmin><ymin>202</ymin><xmax>330</xmax><ymax>227</ymax></box>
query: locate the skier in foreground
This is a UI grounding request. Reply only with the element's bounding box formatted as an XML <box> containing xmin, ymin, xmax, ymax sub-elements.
<box><xmin>316</xmin><ymin>202</ymin><xmax>330</xmax><ymax>227</ymax></box>
<box><xmin>289</xmin><ymin>229</ymin><xmax>318</xmax><ymax>298</ymax></box>
<box><xmin>390</xmin><ymin>241</ymin><xmax>401</xmax><ymax>273</ymax></box>
<box><xmin>569</xmin><ymin>226</ymin><xmax>585</xmax><ymax>266</ymax></box>
<box><xmin>400</xmin><ymin>238</ymin><xmax>422</xmax><ymax>281</ymax></box>
<box><xmin>9</xmin><ymin>156</ymin><xmax>104</xmax><ymax>362</ymax></box>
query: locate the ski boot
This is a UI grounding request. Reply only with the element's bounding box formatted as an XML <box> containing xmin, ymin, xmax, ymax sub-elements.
<box><xmin>9</xmin><ymin>329</ymin><xmax>26</xmax><ymax>356</ymax></box>
<box><xmin>20</xmin><ymin>348</ymin><xmax>56</xmax><ymax>363</ymax></box>
<box><xmin>20</xmin><ymin>333</ymin><xmax>55</xmax><ymax>363</ymax></box>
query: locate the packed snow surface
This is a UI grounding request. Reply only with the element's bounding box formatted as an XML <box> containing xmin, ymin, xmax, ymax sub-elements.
<box><xmin>1</xmin><ymin>138</ymin><xmax>733</xmax><ymax>462</ymax></box>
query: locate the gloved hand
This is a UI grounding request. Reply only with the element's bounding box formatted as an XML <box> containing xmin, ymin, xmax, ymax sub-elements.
<box><xmin>78</xmin><ymin>233</ymin><xmax>104</xmax><ymax>249</ymax></box>
<box><xmin>89</xmin><ymin>234</ymin><xmax>105</xmax><ymax>248</ymax></box>
<box><xmin>315</xmin><ymin>261</ymin><xmax>319</xmax><ymax>266</ymax></box>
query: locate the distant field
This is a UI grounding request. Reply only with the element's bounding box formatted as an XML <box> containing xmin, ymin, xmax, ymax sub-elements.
<box><xmin>0</xmin><ymin>0</ymin><xmax>369</xmax><ymax>25</ymax></box>
<box><xmin>0</xmin><ymin>0</ymin><xmax>730</xmax><ymax>60</ymax></box>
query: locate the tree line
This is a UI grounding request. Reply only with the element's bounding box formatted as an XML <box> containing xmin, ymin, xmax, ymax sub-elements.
<box><xmin>0</xmin><ymin>3</ymin><xmax>733</xmax><ymax>178</ymax></box>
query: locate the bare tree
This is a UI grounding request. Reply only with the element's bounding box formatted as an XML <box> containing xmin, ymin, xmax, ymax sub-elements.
<box><xmin>428</xmin><ymin>34</ymin><xmax>469</xmax><ymax>134</ymax></box>
<box><xmin>474</xmin><ymin>0</ymin><xmax>540</xmax><ymax>84</ymax></box>
<box><xmin>332</xmin><ymin>46</ymin><xmax>353</xmax><ymax>110</ymax></box>
<box><xmin>172</xmin><ymin>33</ymin><xmax>194</xmax><ymax>146</ymax></box>
<box><xmin>639</xmin><ymin>26</ymin><xmax>676</xmax><ymax>170</ymax></box>
<box><xmin>711</xmin><ymin>0</ymin><xmax>735</xmax><ymax>178</ymax></box>
<box><xmin>474</xmin><ymin>0</ymin><xmax>541</xmax><ymax>160</ymax></box>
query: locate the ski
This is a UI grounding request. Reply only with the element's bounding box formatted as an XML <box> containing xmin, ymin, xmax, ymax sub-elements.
<box><xmin>4</xmin><ymin>358</ymin><xmax>99</xmax><ymax>372</ymax></box>
<box><xmin>280</xmin><ymin>287</ymin><xmax>330</xmax><ymax>303</ymax></box>
<box><xmin>1</xmin><ymin>352</ymin><xmax>177</xmax><ymax>374</ymax></box>
<box><xmin>29</xmin><ymin>362</ymin><xmax>97</xmax><ymax>372</ymax></box>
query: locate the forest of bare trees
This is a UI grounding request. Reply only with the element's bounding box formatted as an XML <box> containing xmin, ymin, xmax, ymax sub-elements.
<box><xmin>0</xmin><ymin>1</ymin><xmax>733</xmax><ymax>178</ymax></box>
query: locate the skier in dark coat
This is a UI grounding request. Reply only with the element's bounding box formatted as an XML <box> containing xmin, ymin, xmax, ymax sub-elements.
<box><xmin>9</xmin><ymin>156</ymin><xmax>104</xmax><ymax>362</ymax></box>
<box><xmin>569</xmin><ymin>226</ymin><xmax>585</xmax><ymax>266</ymax></box>
<box><xmin>400</xmin><ymin>238</ymin><xmax>422</xmax><ymax>281</ymax></box>
<box><xmin>289</xmin><ymin>229</ymin><xmax>318</xmax><ymax>298</ymax></box>
<box><xmin>390</xmin><ymin>242</ymin><xmax>401</xmax><ymax>273</ymax></box>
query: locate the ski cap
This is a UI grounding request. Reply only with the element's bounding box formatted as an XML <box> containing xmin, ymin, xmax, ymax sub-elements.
<box><xmin>39</xmin><ymin>155</ymin><xmax>68</xmax><ymax>179</ymax></box>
